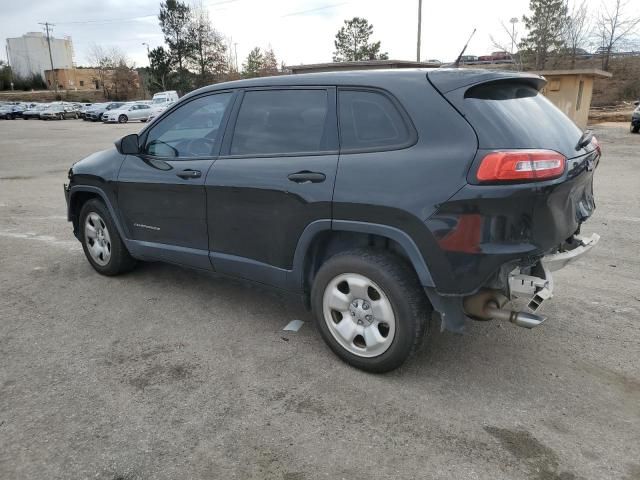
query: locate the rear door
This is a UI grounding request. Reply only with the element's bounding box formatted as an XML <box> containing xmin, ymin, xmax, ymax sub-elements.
<box><xmin>116</xmin><ymin>91</ymin><xmax>235</xmax><ymax>268</ymax></box>
<box><xmin>205</xmin><ymin>87</ymin><xmax>339</xmax><ymax>285</ymax></box>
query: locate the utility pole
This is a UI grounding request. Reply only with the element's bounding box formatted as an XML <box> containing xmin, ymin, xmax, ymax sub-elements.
<box><xmin>39</xmin><ymin>22</ymin><xmax>58</xmax><ymax>93</ymax></box>
<box><xmin>5</xmin><ymin>44</ymin><xmax>14</xmax><ymax>90</ymax></box>
<box><xmin>234</xmin><ymin>43</ymin><xmax>238</xmax><ymax>72</ymax></box>
<box><xmin>509</xmin><ymin>17</ymin><xmax>518</xmax><ymax>55</ymax></box>
<box><xmin>416</xmin><ymin>0</ymin><xmax>422</xmax><ymax>62</ymax></box>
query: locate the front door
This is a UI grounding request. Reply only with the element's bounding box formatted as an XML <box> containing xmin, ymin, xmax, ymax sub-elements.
<box><xmin>205</xmin><ymin>87</ymin><xmax>339</xmax><ymax>287</ymax></box>
<box><xmin>117</xmin><ymin>91</ymin><xmax>235</xmax><ymax>269</ymax></box>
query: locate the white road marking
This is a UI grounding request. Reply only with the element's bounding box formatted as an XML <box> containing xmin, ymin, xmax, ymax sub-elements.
<box><xmin>283</xmin><ymin>320</ymin><xmax>304</xmax><ymax>332</ymax></box>
<box><xmin>0</xmin><ymin>230</ymin><xmax>80</xmax><ymax>251</ymax></box>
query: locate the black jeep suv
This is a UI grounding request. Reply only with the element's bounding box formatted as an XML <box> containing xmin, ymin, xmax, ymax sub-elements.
<box><xmin>65</xmin><ymin>69</ymin><xmax>600</xmax><ymax>372</ymax></box>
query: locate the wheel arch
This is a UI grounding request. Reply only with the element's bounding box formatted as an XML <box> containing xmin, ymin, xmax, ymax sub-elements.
<box><xmin>293</xmin><ymin>220</ymin><xmax>435</xmax><ymax>293</ymax></box>
<box><xmin>68</xmin><ymin>186</ymin><xmax>127</xmax><ymax>241</ymax></box>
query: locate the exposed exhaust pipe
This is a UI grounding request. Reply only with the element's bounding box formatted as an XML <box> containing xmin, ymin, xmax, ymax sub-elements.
<box><xmin>484</xmin><ymin>305</ymin><xmax>546</xmax><ymax>329</ymax></box>
<box><xmin>463</xmin><ymin>290</ymin><xmax>546</xmax><ymax>329</ymax></box>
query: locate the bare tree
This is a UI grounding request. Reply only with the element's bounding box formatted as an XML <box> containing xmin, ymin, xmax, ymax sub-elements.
<box><xmin>564</xmin><ymin>0</ymin><xmax>591</xmax><ymax>68</ymax></box>
<box><xmin>490</xmin><ymin>20</ymin><xmax>524</xmax><ymax>70</ymax></box>
<box><xmin>595</xmin><ymin>0</ymin><xmax>640</xmax><ymax>71</ymax></box>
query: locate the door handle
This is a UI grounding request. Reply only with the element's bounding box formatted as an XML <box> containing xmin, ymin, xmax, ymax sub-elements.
<box><xmin>287</xmin><ymin>171</ymin><xmax>326</xmax><ymax>184</ymax></box>
<box><xmin>177</xmin><ymin>169</ymin><xmax>201</xmax><ymax>179</ymax></box>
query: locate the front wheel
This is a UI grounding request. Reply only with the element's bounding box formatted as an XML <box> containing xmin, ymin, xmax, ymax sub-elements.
<box><xmin>311</xmin><ymin>249</ymin><xmax>430</xmax><ymax>373</ymax></box>
<box><xmin>118</xmin><ymin>114</ymin><xmax>128</xmax><ymax>124</ymax></box>
<box><xmin>79</xmin><ymin>199</ymin><xmax>136</xmax><ymax>275</ymax></box>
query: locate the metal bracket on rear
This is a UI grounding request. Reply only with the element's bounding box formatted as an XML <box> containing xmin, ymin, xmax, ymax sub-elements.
<box><xmin>509</xmin><ymin>263</ymin><xmax>554</xmax><ymax>312</ymax></box>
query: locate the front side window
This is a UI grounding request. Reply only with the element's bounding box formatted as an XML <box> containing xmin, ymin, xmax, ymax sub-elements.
<box><xmin>338</xmin><ymin>89</ymin><xmax>412</xmax><ymax>151</ymax></box>
<box><xmin>230</xmin><ymin>89</ymin><xmax>330</xmax><ymax>156</ymax></box>
<box><xmin>144</xmin><ymin>92</ymin><xmax>232</xmax><ymax>158</ymax></box>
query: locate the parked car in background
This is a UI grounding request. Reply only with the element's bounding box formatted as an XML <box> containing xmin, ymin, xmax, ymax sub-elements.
<box><xmin>65</xmin><ymin>69</ymin><xmax>601</xmax><ymax>372</ymax></box>
<box><xmin>78</xmin><ymin>104</ymin><xmax>94</xmax><ymax>119</ymax></box>
<box><xmin>103</xmin><ymin>103</ymin><xmax>153</xmax><ymax>123</ymax></box>
<box><xmin>146</xmin><ymin>101</ymin><xmax>175</xmax><ymax>123</ymax></box>
<box><xmin>84</xmin><ymin>102</ymin><xmax>126</xmax><ymax>122</ymax></box>
<box><xmin>632</xmin><ymin>100</ymin><xmax>640</xmax><ymax>133</ymax></box>
<box><xmin>22</xmin><ymin>103</ymin><xmax>51</xmax><ymax>119</ymax></box>
<box><xmin>0</xmin><ymin>103</ymin><xmax>33</xmax><ymax>119</ymax></box>
<box><xmin>40</xmin><ymin>104</ymin><xmax>79</xmax><ymax>120</ymax></box>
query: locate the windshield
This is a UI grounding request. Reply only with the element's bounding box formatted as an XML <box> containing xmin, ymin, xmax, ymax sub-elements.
<box><xmin>152</xmin><ymin>97</ymin><xmax>167</xmax><ymax>104</ymax></box>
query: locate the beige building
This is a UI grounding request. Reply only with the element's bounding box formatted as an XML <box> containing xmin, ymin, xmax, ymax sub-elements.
<box><xmin>44</xmin><ymin>68</ymin><xmax>140</xmax><ymax>93</ymax></box>
<box><xmin>535</xmin><ymin>69</ymin><xmax>612</xmax><ymax>129</ymax></box>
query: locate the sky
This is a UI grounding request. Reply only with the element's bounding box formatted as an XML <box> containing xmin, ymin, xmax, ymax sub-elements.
<box><xmin>0</xmin><ymin>0</ymin><xmax>617</xmax><ymax>69</ymax></box>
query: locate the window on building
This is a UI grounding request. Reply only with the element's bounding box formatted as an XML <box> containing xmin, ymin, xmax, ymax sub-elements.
<box><xmin>576</xmin><ymin>80</ymin><xmax>584</xmax><ymax>111</ymax></box>
<box><xmin>79</xmin><ymin>80</ymin><xmax>84</xmax><ymax>87</ymax></box>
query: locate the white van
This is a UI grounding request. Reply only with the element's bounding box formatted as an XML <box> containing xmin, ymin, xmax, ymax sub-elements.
<box><xmin>151</xmin><ymin>91</ymin><xmax>179</xmax><ymax>107</ymax></box>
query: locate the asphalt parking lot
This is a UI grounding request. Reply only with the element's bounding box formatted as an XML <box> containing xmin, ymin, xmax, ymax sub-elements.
<box><xmin>1</xmin><ymin>119</ymin><xmax>639</xmax><ymax>480</ymax></box>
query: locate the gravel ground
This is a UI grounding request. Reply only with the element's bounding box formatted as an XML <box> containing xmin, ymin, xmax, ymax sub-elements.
<box><xmin>0</xmin><ymin>119</ymin><xmax>638</xmax><ymax>480</ymax></box>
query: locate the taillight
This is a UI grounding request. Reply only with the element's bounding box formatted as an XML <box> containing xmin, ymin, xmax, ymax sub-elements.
<box><xmin>476</xmin><ymin>150</ymin><xmax>566</xmax><ymax>183</ymax></box>
<box><xmin>591</xmin><ymin>135</ymin><xmax>601</xmax><ymax>154</ymax></box>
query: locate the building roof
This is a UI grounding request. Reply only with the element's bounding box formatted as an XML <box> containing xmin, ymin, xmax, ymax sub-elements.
<box><xmin>286</xmin><ymin>60</ymin><xmax>442</xmax><ymax>72</ymax></box>
<box><xmin>533</xmin><ymin>68</ymin><xmax>612</xmax><ymax>78</ymax></box>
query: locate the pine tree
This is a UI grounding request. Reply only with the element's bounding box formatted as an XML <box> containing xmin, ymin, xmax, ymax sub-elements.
<box><xmin>158</xmin><ymin>0</ymin><xmax>194</xmax><ymax>72</ymax></box>
<box><xmin>333</xmin><ymin>17</ymin><xmax>388</xmax><ymax>62</ymax></box>
<box><xmin>189</xmin><ymin>6</ymin><xmax>227</xmax><ymax>86</ymax></box>
<box><xmin>519</xmin><ymin>0</ymin><xmax>568</xmax><ymax>69</ymax></box>
<box><xmin>261</xmin><ymin>47</ymin><xmax>278</xmax><ymax>76</ymax></box>
<box><xmin>242</xmin><ymin>47</ymin><xmax>263</xmax><ymax>78</ymax></box>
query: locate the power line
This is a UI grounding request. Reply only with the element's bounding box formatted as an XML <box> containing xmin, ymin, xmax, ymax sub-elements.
<box><xmin>52</xmin><ymin>14</ymin><xmax>156</xmax><ymax>25</ymax></box>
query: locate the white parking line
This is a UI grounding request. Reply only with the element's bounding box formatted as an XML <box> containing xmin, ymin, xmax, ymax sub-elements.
<box><xmin>283</xmin><ymin>320</ymin><xmax>304</xmax><ymax>332</ymax></box>
<box><xmin>0</xmin><ymin>230</ymin><xmax>80</xmax><ymax>250</ymax></box>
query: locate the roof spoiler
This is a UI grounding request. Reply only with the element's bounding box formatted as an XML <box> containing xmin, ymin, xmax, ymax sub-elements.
<box><xmin>427</xmin><ymin>69</ymin><xmax>546</xmax><ymax>95</ymax></box>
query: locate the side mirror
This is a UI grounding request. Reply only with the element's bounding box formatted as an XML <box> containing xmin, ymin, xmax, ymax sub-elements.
<box><xmin>116</xmin><ymin>133</ymin><xmax>140</xmax><ymax>155</ymax></box>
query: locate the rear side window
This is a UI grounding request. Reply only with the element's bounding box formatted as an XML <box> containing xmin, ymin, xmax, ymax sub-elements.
<box><xmin>338</xmin><ymin>89</ymin><xmax>412</xmax><ymax>151</ymax></box>
<box><xmin>462</xmin><ymin>82</ymin><xmax>582</xmax><ymax>156</ymax></box>
<box><xmin>230</xmin><ymin>89</ymin><xmax>330</xmax><ymax>156</ymax></box>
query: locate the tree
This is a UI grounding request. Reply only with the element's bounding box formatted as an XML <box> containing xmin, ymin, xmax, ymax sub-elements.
<box><xmin>159</xmin><ymin>0</ymin><xmax>194</xmax><ymax>72</ymax></box>
<box><xmin>87</xmin><ymin>44</ymin><xmax>116</xmax><ymax>97</ymax></box>
<box><xmin>333</xmin><ymin>17</ymin><xmax>389</xmax><ymax>62</ymax></box>
<box><xmin>260</xmin><ymin>47</ymin><xmax>278</xmax><ymax>76</ymax></box>
<box><xmin>242</xmin><ymin>47</ymin><xmax>263</xmax><ymax>78</ymax></box>
<box><xmin>112</xmin><ymin>59</ymin><xmax>139</xmax><ymax>100</ymax></box>
<box><xmin>594</xmin><ymin>0</ymin><xmax>640</xmax><ymax>71</ymax></box>
<box><xmin>490</xmin><ymin>19</ymin><xmax>524</xmax><ymax>70</ymax></box>
<box><xmin>563</xmin><ymin>0</ymin><xmax>592</xmax><ymax>68</ymax></box>
<box><xmin>519</xmin><ymin>0</ymin><xmax>568</xmax><ymax>69</ymax></box>
<box><xmin>148</xmin><ymin>46</ymin><xmax>172</xmax><ymax>91</ymax></box>
<box><xmin>189</xmin><ymin>5</ymin><xmax>228</xmax><ymax>87</ymax></box>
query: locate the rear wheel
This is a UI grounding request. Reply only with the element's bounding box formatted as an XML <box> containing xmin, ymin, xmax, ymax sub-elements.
<box><xmin>311</xmin><ymin>249</ymin><xmax>430</xmax><ymax>373</ymax></box>
<box><xmin>631</xmin><ymin>123</ymin><xmax>640</xmax><ymax>134</ymax></box>
<box><xmin>79</xmin><ymin>199</ymin><xmax>136</xmax><ymax>276</ymax></box>
<box><xmin>118</xmin><ymin>114</ymin><xmax>128</xmax><ymax>124</ymax></box>
<box><xmin>58</xmin><ymin>113</ymin><xmax>64</xmax><ymax>120</ymax></box>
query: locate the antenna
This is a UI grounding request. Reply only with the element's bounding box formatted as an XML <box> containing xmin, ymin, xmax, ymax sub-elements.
<box><xmin>453</xmin><ymin>28</ymin><xmax>476</xmax><ymax>68</ymax></box>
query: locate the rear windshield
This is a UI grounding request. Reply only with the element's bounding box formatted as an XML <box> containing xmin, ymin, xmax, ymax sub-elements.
<box><xmin>463</xmin><ymin>82</ymin><xmax>583</xmax><ymax>157</ymax></box>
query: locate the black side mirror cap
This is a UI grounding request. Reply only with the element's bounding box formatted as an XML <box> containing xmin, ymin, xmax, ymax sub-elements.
<box><xmin>116</xmin><ymin>133</ymin><xmax>140</xmax><ymax>155</ymax></box>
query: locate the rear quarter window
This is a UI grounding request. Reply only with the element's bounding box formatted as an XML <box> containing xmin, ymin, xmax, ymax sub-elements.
<box><xmin>338</xmin><ymin>89</ymin><xmax>414</xmax><ymax>152</ymax></box>
<box><xmin>462</xmin><ymin>81</ymin><xmax>582</xmax><ymax>156</ymax></box>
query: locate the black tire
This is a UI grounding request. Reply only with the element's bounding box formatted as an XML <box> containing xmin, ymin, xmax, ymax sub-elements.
<box><xmin>79</xmin><ymin>199</ymin><xmax>136</xmax><ymax>276</ymax></box>
<box><xmin>118</xmin><ymin>114</ymin><xmax>128</xmax><ymax>124</ymax></box>
<box><xmin>311</xmin><ymin>249</ymin><xmax>430</xmax><ymax>373</ymax></box>
<box><xmin>58</xmin><ymin>113</ymin><xmax>64</xmax><ymax>120</ymax></box>
<box><xmin>632</xmin><ymin>123</ymin><xmax>640</xmax><ymax>134</ymax></box>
